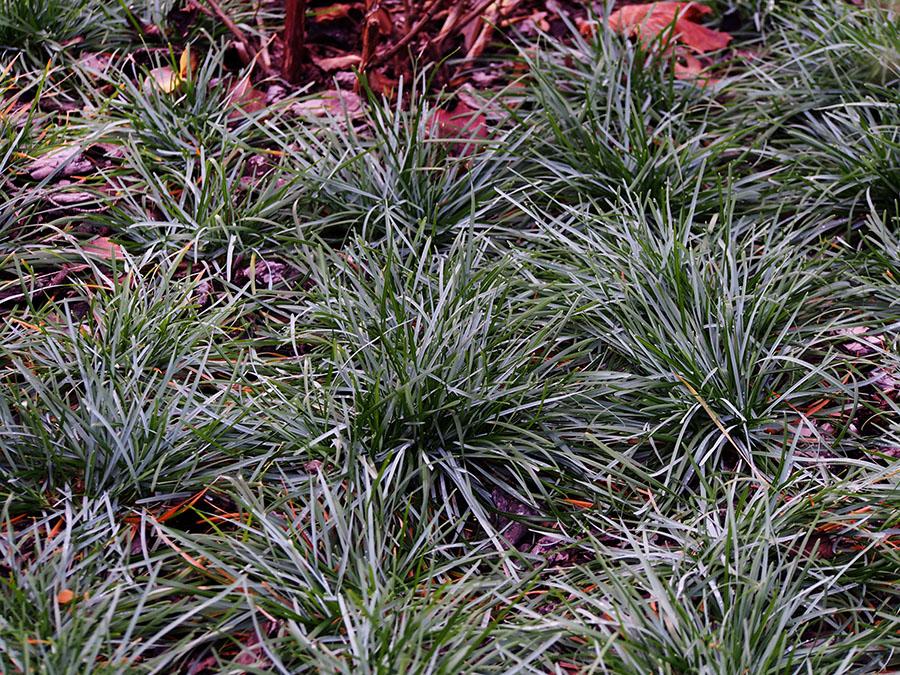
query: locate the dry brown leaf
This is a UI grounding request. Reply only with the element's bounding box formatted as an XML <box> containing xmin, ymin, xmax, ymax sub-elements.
<box><xmin>365</xmin><ymin>69</ymin><xmax>398</xmax><ymax>96</ymax></box>
<box><xmin>145</xmin><ymin>49</ymin><xmax>195</xmax><ymax>95</ymax></box>
<box><xmin>291</xmin><ymin>89</ymin><xmax>364</xmax><ymax>118</ymax></box>
<box><xmin>179</xmin><ymin>46</ymin><xmax>197</xmax><ymax>80</ymax></box>
<box><xmin>27</xmin><ymin>147</ymin><xmax>92</xmax><ymax>181</ymax></box>
<box><xmin>608</xmin><ymin>2</ymin><xmax>731</xmax><ymax>53</ymax></box>
<box><xmin>313</xmin><ymin>53</ymin><xmax>362</xmax><ymax>71</ymax></box>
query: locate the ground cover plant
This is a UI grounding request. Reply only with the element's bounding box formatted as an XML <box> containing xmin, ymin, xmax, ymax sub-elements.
<box><xmin>0</xmin><ymin>0</ymin><xmax>898</xmax><ymax>672</ymax></box>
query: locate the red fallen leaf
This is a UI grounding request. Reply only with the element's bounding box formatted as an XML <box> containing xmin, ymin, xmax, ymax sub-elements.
<box><xmin>673</xmin><ymin>51</ymin><xmax>717</xmax><ymax>83</ymax></box>
<box><xmin>234</xmin><ymin>632</ymin><xmax>269</xmax><ymax>668</ymax></box>
<box><xmin>57</xmin><ymin>589</ymin><xmax>75</xmax><ymax>604</ymax></box>
<box><xmin>83</xmin><ymin>236</ymin><xmax>123</xmax><ymax>260</ymax></box>
<box><xmin>432</xmin><ymin>100</ymin><xmax>489</xmax><ymax>140</ymax></box>
<box><xmin>576</xmin><ymin>16</ymin><xmax>595</xmax><ymax>38</ymax></box>
<box><xmin>227</xmin><ymin>75</ymin><xmax>266</xmax><ymax>115</ymax></box>
<box><xmin>608</xmin><ymin>2</ymin><xmax>731</xmax><ymax>53</ymax></box>
<box><xmin>803</xmin><ymin>535</ymin><xmax>835</xmax><ymax>560</ymax></box>
<box><xmin>561</xmin><ymin>498</ymin><xmax>593</xmax><ymax>510</ymax></box>
<box><xmin>675</xmin><ymin>52</ymin><xmax>702</xmax><ymax>78</ymax></box>
<box><xmin>365</xmin><ymin>69</ymin><xmax>398</xmax><ymax>97</ymax></box>
<box><xmin>186</xmin><ymin>655</ymin><xmax>218</xmax><ymax>675</ymax></box>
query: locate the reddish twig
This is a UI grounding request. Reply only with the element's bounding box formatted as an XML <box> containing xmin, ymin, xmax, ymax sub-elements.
<box><xmin>428</xmin><ymin>0</ymin><xmax>499</xmax><ymax>63</ymax></box>
<box><xmin>368</xmin><ymin>0</ymin><xmax>444</xmax><ymax>68</ymax></box>
<box><xmin>187</xmin><ymin>0</ymin><xmax>215</xmax><ymax>19</ymax></box>
<box><xmin>202</xmin><ymin>0</ymin><xmax>275</xmax><ymax>76</ymax></box>
<box><xmin>204</xmin><ymin>0</ymin><xmax>255</xmax><ymax>63</ymax></box>
<box><xmin>453</xmin><ymin>0</ymin><xmax>501</xmax><ymax>39</ymax></box>
<box><xmin>282</xmin><ymin>0</ymin><xmax>307</xmax><ymax>82</ymax></box>
<box><xmin>360</xmin><ymin>0</ymin><xmax>388</xmax><ymax>71</ymax></box>
<box><xmin>465</xmin><ymin>1</ymin><xmax>501</xmax><ymax>61</ymax></box>
<box><xmin>433</xmin><ymin>2</ymin><xmax>463</xmax><ymax>50</ymax></box>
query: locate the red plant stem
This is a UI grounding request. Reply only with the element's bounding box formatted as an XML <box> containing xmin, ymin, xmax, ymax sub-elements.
<box><xmin>368</xmin><ymin>0</ymin><xmax>443</xmax><ymax>68</ymax></box>
<box><xmin>282</xmin><ymin>0</ymin><xmax>307</xmax><ymax>83</ymax></box>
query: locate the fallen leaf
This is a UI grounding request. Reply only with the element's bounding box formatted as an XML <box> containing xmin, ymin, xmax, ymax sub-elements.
<box><xmin>561</xmin><ymin>498</ymin><xmax>593</xmax><ymax>510</ymax></box>
<box><xmin>433</xmin><ymin>100</ymin><xmax>489</xmax><ymax>140</ymax></box>
<box><xmin>291</xmin><ymin>89</ymin><xmax>363</xmax><ymax>118</ymax></box>
<box><xmin>265</xmin><ymin>84</ymin><xmax>287</xmax><ymax>104</ymax></box>
<box><xmin>90</xmin><ymin>142</ymin><xmax>128</xmax><ymax>160</ymax></box>
<box><xmin>312</xmin><ymin>53</ymin><xmax>362</xmax><ymax>71</ymax></box>
<box><xmin>531</xmin><ymin>534</ymin><xmax>581</xmax><ymax>565</ymax></box>
<box><xmin>227</xmin><ymin>76</ymin><xmax>267</xmax><ymax>115</ymax></box>
<box><xmin>313</xmin><ymin>3</ymin><xmax>353</xmax><ymax>22</ymax></box>
<box><xmin>871</xmin><ymin>368</ymin><xmax>897</xmax><ymax>397</ymax></box>
<box><xmin>837</xmin><ymin>326</ymin><xmax>884</xmax><ymax>357</ymax></box>
<box><xmin>233</xmin><ymin>632</ymin><xmax>270</xmax><ymax>668</ymax></box>
<box><xmin>875</xmin><ymin>445</ymin><xmax>900</xmax><ymax>458</ymax></box>
<box><xmin>27</xmin><ymin>147</ymin><xmax>92</xmax><ymax>181</ymax></box>
<box><xmin>83</xmin><ymin>236</ymin><xmax>124</xmax><ymax>260</ymax></box>
<box><xmin>234</xmin><ymin>620</ymin><xmax>280</xmax><ymax>668</ymax></box>
<box><xmin>674</xmin><ymin>51</ymin><xmax>706</xmax><ymax>79</ymax></box>
<box><xmin>245</xmin><ymin>260</ymin><xmax>286</xmax><ymax>285</ymax></box>
<box><xmin>803</xmin><ymin>534</ymin><xmax>835</xmax><ymax>560</ymax></box>
<box><xmin>146</xmin><ymin>66</ymin><xmax>180</xmax><ymax>94</ymax></box>
<box><xmin>608</xmin><ymin>2</ymin><xmax>731</xmax><ymax>53</ymax></box>
<box><xmin>523</xmin><ymin>10</ymin><xmax>550</xmax><ymax>34</ymax></box>
<box><xmin>77</xmin><ymin>52</ymin><xmax>113</xmax><ymax>75</ymax></box>
<box><xmin>48</xmin><ymin>191</ymin><xmax>96</xmax><ymax>207</ymax></box>
<box><xmin>365</xmin><ymin>69</ymin><xmax>398</xmax><ymax>96</ymax></box>
<box><xmin>333</xmin><ymin>71</ymin><xmax>358</xmax><ymax>89</ymax></box>
<box><xmin>179</xmin><ymin>46</ymin><xmax>197</xmax><ymax>80</ymax></box>
<box><xmin>57</xmin><ymin>589</ymin><xmax>74</xmax><ymax>604</ymax></box>
<box><xmin>372</xmin><ymin>7</ymin><xmax>392</xmax><ymax>36</ymax></box>
<box><xmin>186</xmin><ymin>655</ymin><xmax>218</xmax><ymax>675</ymax></box>
<box><xmin>576</xmin><ymin>16</ymin><xmax>595</xmax><ymax>38</ymax></box>
<box><xmin>157</xmin><ymin>487</ymin><xmax>210</xmax><ymax>524</ymax></box>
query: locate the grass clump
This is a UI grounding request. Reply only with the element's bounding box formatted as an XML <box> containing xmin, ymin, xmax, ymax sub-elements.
<box><xmin>0</xmin><ymin>0</ymin><xmax>111</xmax><ymax>59</ymax></box>
<box><xmin>0</xmin><ymin>255</ymin><xmax>272</xmax><ymax>505</ymax></box>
